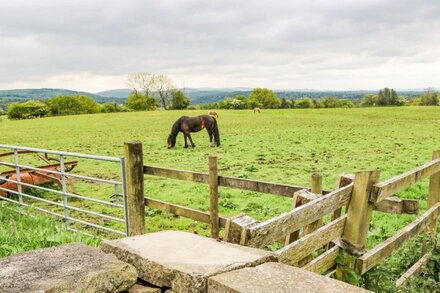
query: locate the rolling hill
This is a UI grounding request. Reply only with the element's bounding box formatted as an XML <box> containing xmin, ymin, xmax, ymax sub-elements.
<box><xmin>0</xmin><ymin>87</ymin><xmax>428</xmax><ymax>110</ymax></box>
<box><xmin>0</xmin><ymin>88</ymin><xmax>109</xmax><ymax>101</ymax></box>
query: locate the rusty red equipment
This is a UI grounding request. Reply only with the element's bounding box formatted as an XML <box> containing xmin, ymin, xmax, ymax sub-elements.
<box><xmin>0</xmin><ymin>151</ymin><xmax>77</xmax><ymax>197</ymax></box>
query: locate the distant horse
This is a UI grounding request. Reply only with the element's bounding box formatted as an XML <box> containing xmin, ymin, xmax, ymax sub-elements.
<box><xmin>167</xmin><ymin>115</ymin><xmax>220</xmax><ymax>148</ymax></box>
<box><xmin>253</xmin><ymin>107</ymin><xmax>261</xmax><ymax>113</ymax></box>
<box><xmin>207</xmin><ymin>110</ymin><xmax>219</xmax><ymax>118</ymax></box>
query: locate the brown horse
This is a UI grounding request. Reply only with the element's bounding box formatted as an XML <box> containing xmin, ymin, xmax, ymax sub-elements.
<box><xmin>207</xmin><ymin>110</ymin><xmax>219</xmax><ymax>118</ymax></box>
<box><xmin>167</xmin><ymin>115</ymin><xmax>220</xmax><ymax>148</ymax></box>
<box><xmin>253</xmin><ymin>107</ymin><xmax>261</xmax><ymax>113</ymax></box>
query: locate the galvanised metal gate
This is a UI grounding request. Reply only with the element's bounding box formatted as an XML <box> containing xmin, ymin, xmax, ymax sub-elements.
<box><xmin>0</xmin><ymin>144</ymin><xmax>128</xmax><ymax>238</ymax></box>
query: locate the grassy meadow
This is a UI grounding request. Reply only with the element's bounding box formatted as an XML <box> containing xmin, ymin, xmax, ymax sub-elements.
<box><xmin>0</xmin><ymin>204</ymin><xmax>101</xmax><ymax>258</ymax></box>
<box><xmin>1</xmin><ymin>107</ymin><xmax>440</xmax><ymax>291</ymax></box>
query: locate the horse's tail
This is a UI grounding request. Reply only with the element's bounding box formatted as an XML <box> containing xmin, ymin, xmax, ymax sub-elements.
<box><xmin>212</xmin><ymin>117</ymin><xmax>220</xmax><ymax>146</ymax></box>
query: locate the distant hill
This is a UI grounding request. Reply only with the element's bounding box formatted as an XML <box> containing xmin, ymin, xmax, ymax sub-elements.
<box><xmin>0</xmin><ymin>87</ymin><xmax>428</xmax><ymax>110</ymax></box>
<box><xmin>96</xmin><ymin>89</ymin><xmax>132</xmax><ymax>100</ymax></box>
<box><xmin>0</xmin><ymin>88</ymin><xmax>101</xmax><ymax>100</ymax></box>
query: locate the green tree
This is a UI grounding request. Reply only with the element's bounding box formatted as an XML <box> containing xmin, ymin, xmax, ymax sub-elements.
<box><xmin>8</xmin><ymin>100</ymin><xmax>49</xmax><ymax>119</ymax></box>
<box><xmin>47</xmin><ymin>95</ymin><xmax>100</xmax><ymax>116</ymax></box>
<box><xmin>321</xmin><ymin>96</ymin><xmax>340</xmax><ymax>108</ymax></box>
<box><xmin>100</xmin><ymin>102</ymin><xmax>121</xmax><ymax>113</ymax></box>
<box><xmin>171</xmin><ymin>89</ymin><xmax>190</xmax><ymax>109</ymax></box>
<box><xmin>248</xmin><ymin>88</ymin><xmax>281</xmax><ymax>109</ymax></box>
<box><xmin>408</xmin><ymin>97</ymin><xmax>422</xmax><ymax>106</ymax></box>
<box><xmin>125</xmin><ymin>92</ymin><xmax>158</xmax><ymax>111</ymax></box>
<box><xmin>396</xmin><ymin>96</ymin><xmax>408</xmax><ymax>106</ymax></box>
<box><xmin>313</xmin><ymin>99</ymin><xmax>324</xmax><ymax>108</ymax></box>
<box><xmin>360</xmin><ymin>94</ymin><xmax>378</xmax><ymax>107</ymax></box>
<box><xmin>280</xmin><ymin>98</ymin><xmax>292</xmax><ymax>109</ymax></box>
<box><xmin>234</xmin><ymin>94</ymin><xmax>247</xmax><ymax>102</ymax></box>
<box><xmin>377</xmin><ymin>88</ymin><xmax>398</xmax><ymax>106</ymax></box>
<box><xmin>126</xmin><ymin>92</ymin><xmax>146</xmax><ymax>110</ymax></box>
<box><xmin>218</xmin><ymin>97</ymin><xmax>247</xmax><ymax>109</ymax></box>
<box><xmin>295</xmin><ymin>97</ymin><xmax>313</xmax><ymax>108</ymax></box>
<box><xmin>337</xmin><ymin>99</ymin><xmax>355</xmax><ymax>108</ymax></box>
<box><xmin>419</xmin><ymin>89</ymin><xmax>439</xmax><ymax>106</ymax></box>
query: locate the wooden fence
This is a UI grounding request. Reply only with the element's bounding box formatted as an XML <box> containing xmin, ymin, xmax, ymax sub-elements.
<box><xmin>123</xmin><ymin>141</ymin><xmax>440</xmax><ymax>287</ymax></box>
<box><xmin>353</xmin><ymin>150</ymin><xmax>440</xmax><ymax>287</ymax></box>
<box><xmin>123</xmin><ymin>141</ymin><xmax>314</xmax><ymax>238</ymax></box>
<box><xmin>241</xmin><ymin>150</ymin><xmax>437</xmax><ymax>286</ymax></box>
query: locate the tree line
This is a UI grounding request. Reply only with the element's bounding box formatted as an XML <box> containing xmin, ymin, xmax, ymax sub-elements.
<box><xmin>360</xmin><ymin>88</ymin><xmax>439</xmax><ymax>107</ymax></box>
<box><xmin>3</xmin><ymin>72</ymin><xmax>439</xmax><ymax>120</ymax></box>
<box><xmin>200</xmin><ymin>88</ymin><xmax>356</xmax><ymax>109</ymax></box>
<box><xmin>6</xmin><ymin>95</ymin><xmax>129</xmax><ymax>120</ymax></box>
<box><xmin>203</xmin><ymin>87</ymin><xmax>439</xmax><ymax>109</ymax></box>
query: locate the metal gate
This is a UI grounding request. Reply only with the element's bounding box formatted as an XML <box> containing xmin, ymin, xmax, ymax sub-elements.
<box><xmin>0</xmin><ymin>144</ymin><xmax>128</xmax><ymax>238</ymax></box>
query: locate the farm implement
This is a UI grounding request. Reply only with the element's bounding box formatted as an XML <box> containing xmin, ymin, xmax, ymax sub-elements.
<box><xmin>0</xmin><ymin>150</ymin><xmax>78</xmax><ymax>197</ymax></box>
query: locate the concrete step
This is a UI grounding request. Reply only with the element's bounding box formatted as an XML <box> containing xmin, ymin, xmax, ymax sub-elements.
<box><xmin>0</xmin><ymin>243</ymin><xmax>137</xmax><ymax>293</ymax></box>
<box><xmin>208</xmin><ymin>262</ymin><xmax>371</xmax><ymax>293</ymax></box>
<box><xmin>101</xmin><ymin>231</ymin><xmax>276</xmax><ymax>293</ymax></box>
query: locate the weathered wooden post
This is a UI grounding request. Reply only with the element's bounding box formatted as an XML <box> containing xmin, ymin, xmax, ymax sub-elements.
<box><xmin>307</xmin><ymin>172</ymin><xmax>323</xmax><ymax>230</ymax></box>
<box><xmin>285</xmin><ymin>189</ymin><xmax>318</xmax><ymax>245</ymax></box>
<box><xmin>209</xmin><ymin>155</ymin><xmax>219</xmax><ymax>239</ymax></box>
<box><xmin>124</xmin><ymin>141</ymin><xmax>145</xmax><ymax>236</ymax></box>
<box><xmin>284</xmin><ymin>192</ymin><xmax>302</xmax><ymax>245</ymax></box>
<box><xmin>327</xmin><ymin>174</ymin><xmax>354</xmax><ymax>251</ymax></box>
<box><xmin>298</xmin><ymin>172</ymin><xmax>323</xmax><ymax>266</ymax></box>
<box><xmin>332</xmin><ymin>174</ymin><xmax>354</xmax><ymax>221</ymax></box>
<box><xmin>427</xmin><ymin>150</ymin><xmax>440</xmax><ymax>233</ymax></box>
<box><xmin>335</xmin><ymin>170</ymin><xmax>380</xmax><ymax>280</ymax></box>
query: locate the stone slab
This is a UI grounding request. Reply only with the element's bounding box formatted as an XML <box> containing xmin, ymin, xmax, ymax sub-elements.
<box><xmin>0</xmin><ymin>243</ymin><xmax>137</xmax><ymax>293</ymax></box>
<box><xmin>101</xmin><ymin>231</ymin><xmax>276</xmax><ymax>293</ymax></box>
<box><xmin>208</xmin><ymin>262</ymin><xmax>371</xmax><ymax>293</ymax></box>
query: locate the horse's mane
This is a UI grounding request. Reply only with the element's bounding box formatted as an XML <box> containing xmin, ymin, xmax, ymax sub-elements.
<box><xmin>170</xmin><ymin>117</ymin><xmax>183</xmax><ymax>138</ymax></box>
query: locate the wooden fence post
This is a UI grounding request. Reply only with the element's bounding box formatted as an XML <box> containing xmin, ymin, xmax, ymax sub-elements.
<box><xmin>308</xmin><ymin>172</ymin><xmax>323</xmax><ymax>230</ymax></box>
<box><xmin>336</xmin><ymin>170</ymin><xmax>380</xmax><ymax>280</ymax></box>
<box><xmin>285</xmin><ymin>189</ymin><xmax>317</xmax><ymax>245</ymax></box>
<box><xmin>209</xmin><ymin>155</ymin><xmax>219</xmax><ymax>239</ymax></box>
<box><xmin>427</xmin><ymin>150</ymin><xmax>440</xmax><ymax>233</ymax></box>
<box><xmin>124</xmin><ymin>141</ymin><xmax>145</xmax><ymax>236</ymax></box>
<box><xmin>327</xmin><ymin>174</ymin><xmax>354</xmax><ymax>251</ymax></box>
<box><xmin>298</xmin><ymin>172</ymin><xmax>323</xmax><ymax>266</ymax></box>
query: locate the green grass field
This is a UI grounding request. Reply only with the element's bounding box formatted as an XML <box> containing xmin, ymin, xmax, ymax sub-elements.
<box><xmin>1</xmin><ymin>107</ymin><xmax>440</xmax><ymax>291</ymax></box>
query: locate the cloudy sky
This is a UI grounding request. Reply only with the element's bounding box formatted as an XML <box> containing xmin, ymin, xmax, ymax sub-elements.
<box><xmin>1</xmin><ymin>0</ymin><xmax>439</xmax><ymax>92</ymax></box>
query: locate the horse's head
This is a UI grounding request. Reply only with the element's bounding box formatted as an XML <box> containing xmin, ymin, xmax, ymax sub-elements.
<box><xmin>167</xmin><ymin>134</ymin><xmax>176</xmax><ymax>149</ymax></box>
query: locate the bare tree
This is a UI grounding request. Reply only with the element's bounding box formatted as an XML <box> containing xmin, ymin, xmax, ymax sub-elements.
<box><xmin>152</xmin><ymin>74</ymin><xmax>175</xmax><ymax>110</ymax></box>
<box><xmin>127</xmin><ymin>72</ymin><xmax>155</xmax><ymax>100</ymax></box>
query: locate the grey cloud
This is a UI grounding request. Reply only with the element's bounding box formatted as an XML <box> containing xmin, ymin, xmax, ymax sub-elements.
<box><xmin>1</xmin><ymin>0</ymin><xmax>440</xmax><ymax>89</ymax></box>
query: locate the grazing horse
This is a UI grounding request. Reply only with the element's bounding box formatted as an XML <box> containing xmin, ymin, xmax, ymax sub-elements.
<box><xmin>207</xmin><ymin>110</ymin><xmax>219</xmax><ymax>118</ymax></box>
<box><xmin>167</xmin><ymin>115</ymin><xmax>220</xmax><ymax>148</ymax></box>
<box><xmin>253</xmin><ymin>107</ymin><xmax>261</xmax><ymax>113</ymax></box>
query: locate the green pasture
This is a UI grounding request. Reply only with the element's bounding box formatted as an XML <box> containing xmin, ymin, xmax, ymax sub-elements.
<box><xmin>1</xmin><ymin>107</ymin><xmax>439</xmax><ymax>235</ymax></box>
<box><xmin>1</xmin><ymin>107</ymin><xmax>440</xmax><ymax>291</ymax></box>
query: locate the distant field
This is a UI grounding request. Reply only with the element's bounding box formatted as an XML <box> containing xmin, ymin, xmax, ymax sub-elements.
<box><xmin>1</xmin><ymin>107</ymin><xmax>440</xmax><ymax>290</ymax></box>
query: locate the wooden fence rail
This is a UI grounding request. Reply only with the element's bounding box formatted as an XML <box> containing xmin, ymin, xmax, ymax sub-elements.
<box><xmin>276</xmin><ymin>215</ymin><xmax>346</xmax><ymax>265</ymax></box>
<box><xmin>395</xmin><ymin>252</ymin><xmax>431</xmax><ymax>287</ymax></box>
<box><xmin>243</xmin><ymin>183</ymin><xmax>353</xmax><ymax>248</ymax></box>
<box><xmin>303</xmin><ymin>246</ymin><xmax>340</xmax><ymax>274</ymax></box>
<box><xmin>144</xmin><ymin>165</ymin><xmax>310</xmax><ymax>197</ymax></box>
<box><xmin>355</xmin><ymin>202</ymin><xmax>440</xmax><ymax>275</ymax></box>
<box><xmin>371</xmin><ymin>158</ymin><xmax>440</xmax><ymax>203</ymax></box>
<box><xmin>144</xmin><ymin>196</ymin><xmax>228</xmax><ymax>228</ymax></box>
